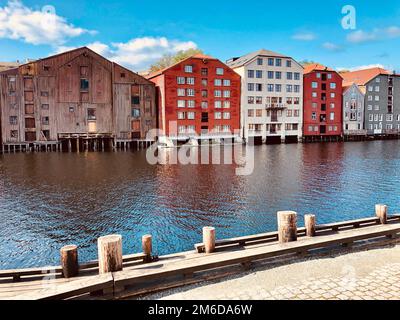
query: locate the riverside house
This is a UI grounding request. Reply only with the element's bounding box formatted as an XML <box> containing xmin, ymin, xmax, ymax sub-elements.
<box><xmin>0</xmin><ymin>47</ymin><xmax>156</xmax><ymax>151</ymax></box>
<box><xmin>227</xmin><ymin>49</ymin><xmax>303</xmax><ymax>144</ymax></box>
<box><xmin>342</xmin><ymin>82</ymin><xmax>365</xmax><ymax>136</ymax></box>
<box><xmin>303</xmin><ymin>64</ymin><xmax>343</xmax><ymax>142</ymax></box>
<box><xmin>147</xmin><ymin>54</ymin><xmax>241</xmax><ymax>143</ymax></box>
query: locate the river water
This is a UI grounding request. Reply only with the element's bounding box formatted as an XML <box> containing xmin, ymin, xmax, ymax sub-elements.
<box><xmin>1</xmin><ymin>140</ymin><xmax>400</xmax><ymax>269</ymax></box>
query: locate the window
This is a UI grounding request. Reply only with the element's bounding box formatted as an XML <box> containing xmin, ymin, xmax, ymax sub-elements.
<box><xmin>294</xmin><ymin>110</ymin><xmax>300</xmax><ymax>117</ymax></box>
<box><xmin>223</xmin><ymin>90</ymin><xmax>231</xmax><ymax>98</ymax></box>
<box><xmin>187</xmin><ymin>100</ymin><xmax>195</xmax><ymax>108</ymax></box>
<box><xmin>331</xmin><ymin>93</ymin><xmax>336</xmax><ymax>98</ymax></box>
<box><xmin>177</xmin><ymin>89</ymin><xmax>185</xmax><ymax>96</ymax></box>
<box><xmin>42</xmin><ymin>116</ymin><xmax>50</xmax><ymax>125</ymax></box>
<box><xmin>287</xmin><ymin>72</ymin><xmax>293</xmax><ymax>80</ymax></box>
<box><xmin>374</xmin><ymin>105</ymin><xmax>379</xmax><ymax>111</ymax></box>
<box><xmin>275</xmin><ymin>72</ymin><xmax>282</xmax><ymax>79</ymax></box>
<box><xmin>222</xmin><ymin>125</ymin><xmax>231</xmax><ymax>132</ymax></box>
<box><xmin>287</xmin><ymin>110</ymin><xmax>293</xmax><ymax>117</ymax></box>
<box><xmin>184</xmin><ymin>65</ymin><xmax>193</xmax><ymax>73</ymax></box>
<box><xmin>41</xmin><ymin>91</ymin><xmax>49</xmax><ymax>97</ymax></box>
<box><xmin>187</xmin><ymin>89</ymin><xmax>195</xmax><ymax>97</ymax></box>
<box><xmin>267</xmin><ymin>84</ymin><xmax>274</xmax><ymax>92</ymax></box>
<box><xmin>294</xmin><ymin>98</ymin><xmax>300</xmax><ymax>105</ymax></box>
<box><xmin>9</xmin><ymin>116</ymin><xmax>17</xmax><ymax>125</ymax></box>
<box><xmin>256</xmin><ymin>70</ymin><xmax>263</xmax><ymax>78</ymax></box>
<box><xmin>214</xmin><ymin>112</ymin><xmax>222</xmax><ymax>119</ymax></box>
<box><xmin>80</xmin><ymin>79</ymin><xmax>89</xmax><ymax>91</ymax></box>
<box><xmin>178</xmin><ymin>112</ymin><xmax>185</xmax><ymax>120</ymax></box>
<box><xmin>87</xmin><ymin>108</ymin><xmax>96</xmax><ymax>120</ymax></box>
<box><xmin>177</xmin><ymin>77</ymin><xmax>185</xmax><ymax>84</ymax></box>
<box><xmin>256</xmin><ymin>109</ymin><xmax>262</xmax><ymax>117</ymax></box>
<box><xmin>275</xmin><ymin>84</ymin><xmax>282</xmax><ymax>92</ymax></box>
<box><xmin>256</xmin><ymin>97</ymin><xmax>262</xmax><ymax>104</ymax></box>
<box><xmin>223</xmin><ymin>112</ymin><xmax>231</xmax><ymax>119</ymax></box>
<box><xmin>268</xmin><ymin>58</ymin><xmax>274</xmax><ymax>66</ymax></box>
<box><xmin>216</xmin><ymin>68</ymin><xmax>224</xmax><ymax>75</ymax></box>
<box><xmin>248</xmin><ymin>109</ymin><xmax>254</xmax><ymax>117</ymax></box>
<box><xmin>294</xmin><ymin>73</ymin><xmax>300</xmax><ymax>80</ymax></box>
<box><xmin>177</xmin><ymin>100</ymin><xmax>185</xmax><ymax>108</ymax></box>
<box><xmin>276</xmin><ymin>59</ymin><xmax>282</xmax><ymax>67</ymax></box>
<box><xmin>375</xmin><ymin>86</ymin><xmax>380</xmax><ymax>92</ymax></box>
<box><xmin>312</xmin><ymin>82</ymin><xmax>318</xmax><ymax>89</ymax></box>
<box><xmin>311</xmin><ymin>112</ymin><xmax>316</xmax><ymax>120</ymax></box>
<box><xmin>327</xmin><ymin>73</ymin><xmax>332</xmax><ymax>79</ymax></box>
<box><xmin>202</xmin><ymin>101</ymin><xmax>208</xmax><ymax>109</ymax></box>
<box><xmin>368</xmin><ymin>86</ymin><xmax>373</xmax><ymax>92</ymax></box>
<box><xmin>312</xmin><ymin>102</ymin><xmax>317</xmax><ymax>108</ymax></box>
<box><xmin>248</xmin><ymin>97</ymin><xmax>254</xmax><ymax>104</ymax></box>
<box><xmin>376</xmin><ymin>77</ymin><xmax>381</xmax><ymax>83</ymax></box>
<box><xmin>187</xmin><ymin>112</ymin><xmax>195</xmax><ymax>120</ymax></box>
<box><xmin>330</xmin><ymin>83</ymin><xmax>337</xmax><ymax>89</ymax></box>
<box><xmin>257</xmin><ymin>58</ymin><xmax>263</xmax><ymax>65</ymax></box>
<box><xmin>8</xmin><ymin>76</ymin><xmax>16</xmax><ymax>93</ymax></box>
<box><xmin>312</xmin><ymin>92</ymin><xmax>318</xmax><ymax>98</ymax></box>
<box><xmin>375</xmin><ymin>96</ymin><xmax>380</xmax><ymax>101</ymax></box>
<box><xmin>248</xmin><ymin>83</ymin><xmax>254</xmax><ymax>91</ymax></box>
<box><xmin>387</xmin><ymin>114</ymin><xmax>393</xmax><ymax>121</ymax></box>
<box><xmin>178</xmin><ymin>126</ymin><xmax>186</xmax><ymax>134</ymax></box>
<box><xmin>368</xmin><ymin>96</ymin><xmax>373</xmax><ymax>101</ymax></box>
<box><xmin>223</xmin><ymin>79</ymin><xmax>231</xmax><ymax>86</ymax></box>
<box><xmin>256</xmin><ymin>84</ymin><xmax>262</xmax><ymax>92</ymax></box>
<box><xmin>316</xmin><ymin>73</ymin><xmax>321</xmax><ymax>78</ymax></box>
<box><xmin>214</xmin><ymin>79</ymin><xmax>222</xmax><ymax>86</ymax></box>
<box><xmin>330</xmin><ymin>112</ymin><xmax>335</xmax><ymax>121</ymax></box>
<box><xmin>214</xmin><ymin>90</ymin><xmax>222</xmax><ymax>97</ymax></box>
<box><xmin>202</xmin><ymin>79</ymin><xmax>208</xmax><ymax>86</ymax></box>
<box><xmin>294</xmin><ymin>85</ymin><xmax>300</xmax><ymax>93</ymax></box>
<box><xmin>223</xmin><ymin>101</ymin><xmax>230</xmax><ymax>108</ymax></box>
<box><xmin>41</xmin><ymin>104</ymin><xmax>49</xmax><ymax>110</ymax></box>
<box><xmin>186</xmin><ymin>77</ymin><xmax>195</xmax><ymax>85</ymax></box>
<box><xmin>201</xmin><ymin>68</ymin><xmax>208</xmax><ymax>76</ymax></box>
<box><xmin>330</xmin><ymin>103</ymin><xmax>335</xmax><ymax>109</ymax></box>
<box><xmin>248</xmin><ymin>70</ymin><xmax>254</xmax><ymax>78</ymax></box>
<box><xmin>202</xmin><ymin>90</ymin><xmax>208</xmax><ymax>98</ymax></box>
<box><xmin>10</xmin><ymin>130</ymin><xmax>18</xmax><ymax>139</ymax></box>
<box><xmin>286</xmin><ymin>85</ymin><xmax>293</xmax><ymax>92</ymax></box>
<box><xmin>287</xmin><ymin>97</ymin><xmax>293</xmax><ymax>105</ymax></box>
<box><xmin>286</xmin><ymin>60</ymin><xmax>292</xmax><ymax>68</ymax></box>
<box><xmin>69</xmin><ymin>106</ymin><xmax>75</xmax><ymax>113</ymax></box>
<box><xmin>268</xmin><ymin>71</ymin><xmax>274</xmax><ymax>79</ymax></box>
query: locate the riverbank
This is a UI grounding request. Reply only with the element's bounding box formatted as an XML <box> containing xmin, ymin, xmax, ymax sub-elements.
<box><xmin>140</xmin><ymin>238</ymin><xmax>400</xmax><ymax>300</ymax></box>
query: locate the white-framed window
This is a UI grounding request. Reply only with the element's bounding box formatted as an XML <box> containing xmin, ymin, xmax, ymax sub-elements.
<box><xmin>387</xmin><ymin>124</ymin><xmax>393</xmax><ymax>130</ymax></box>
<box><xmin>222</xmin><ymin>125</ymin><xmax>231</xmax><ymax>132</ymax></box>
<box><xmin>331</xmin><ymin>93</ymin><xmax>336</xmax><ymax>98</ymax></box>
<box><xmin>214</xmin><ymin>79</ymin><xmax>222</xmax><ymax>86</ymax></box>
<box><xmin>369</xmin><ymin>114</ymin><xmax>373</xmax><ymax>121</ymax></box>
<box><xmin>387</xmin><ymin>114</ymin><xmax>393</xmax><ymax>121</ymax></box>
<box><xmin>187</xmin><ymin>125</ymin><xmax>195</xmax><ymax>133</ymax></box>
<box><xmin>379</xmin><ymin>114</ymin><xmax>383</xmax><ymax>121</ymax></box>
<box><xmin>327</xmin><ymin>73</ymin><xmax>332</xmax><ymax>79</ymax></box>
<box><xmin>177</xmin><ymin>77</ymin><xmax>185</xmax><ymax>84</ymax></box>
<box><xmin>187</xmin><ymin>100</ymin><xmax>195</xmax><ymax>108</ymax></box>
<box><xmin>178</xmin><ymin>112</ymin><xmax>185</xmax><ymax>119</ymax></box>
<box><xmin>312</xmin><ymin>92</ymin><xmax>317</xmax><ymax>98</ymax></box>
<box><xmin>187</xmin><ymin>112</ymin><xmax>195</xmax><ymax>120</ymax></box>
<box><xmin>375</xmin><ymin>86</ymin><xmax>380</xmax><ymax>92</ymax></box>
<box><xmin>367</xmin><ymin>105</ymin><xmax>373</xmax><ymax>111</ymax></box>
<box><xmin>187</xmin><ymin>89</ymin><xmax>195</xmax><ymax>97</ymax></box>
<box><xmin>216</xmin><ymin>68</ymin><xmax>224</xmax><ymax>75</ymax></box>
<box><xmin>294</xmin><ymin>110</ymin><xmax>300</xmax><ymax>117</ymax></box>
<box><xmin>223</xmin><ymin>101</ymin><xmax>230</xmax><ymax>108</ymax></box>
<box><xmin>312</xmin><ymin>82</ymin><xmax>318</xmax><ymax>89</ymax></box>
<box><xmin>177</xmin><ymin>100</ymin><xmax>186</xmax><ymax>108</ymax></box>
<box><xmin>223</xmin><ymin>112</ymin><xmax>231</xmax><ymax>119</ymax></box>
<box><xmin>368</xmin><ymin>96</ymin><xmax>373</xmax><ymax>101</ymax></box>
<box><xmin>214</xmin><ymin>90</ymin><xmax>222</xmax><ymax>97</ymax></box>
<box><xmin>215</xmin><ymin>101</ymin><xmax>222</xmax><ymax>108</ymax></box>
<box><xmin>223</xmin><ymin>79</ymin><xmax>230</xmax><ymax>86</ymax></box>
<box><xmin>223</xmin><ymin>90</ymin><xmax>231</xmax><ymax>98</ymax></box>
<box><xmin>215</xmin><ymin>112</ymin><xmax>222</xmax><ymax>119</ymax></box>
<box><xmin>330</xmin><ymin>83</ymin><xmax>337</xmax><ymax>89</ymax></box>
<box><xmin>186</xmin><ymin>77</ymin><xmax>195</xmax><ymax>85</ymax></box>
<box><xmin>368</xmin><ymin>86</ymin><xmax>373</xmax><ymax>92</ymax></box>
<box><xmin>330</xmin><ymin>103</ymin><xmax>335</xmax><ymax>109</ymax></box>
<box><xmin>287</xmin><ymin>72</ymin><xmax>293</xmax><ymax>80</ymax></box>
<box><xmin>201</xmin><ymin>101</ymin><xmax>208</xmax><ymax>109</ymax></box>
<box><xmin>184</xmin><ymin>65</ymin><xmax>193</xmax><ymax>73</ymax></box>
<box><xmin>316</xmin><ymin>73</ymin><xmax>321</xmax><ymax>78</ymax></box>
<box><xmin>330</xmin><ymin>112</ymin><xmax>335</xmax><ymax>120</ymax></box>
<box><xmin>178</xmin><ymin>126</ymin><xmax>186</xmax><ymax>133</ymax></box>
<box><xmin>275</xmin><ymin>84</ymin><xmax>282</xmax><ymax>92</ymax></box>
<box><xmin>286</xmin><ymin>85</ymin><xmax>293</xmax><ymax>92</ymax></box>
<box><xmin>177</xmin><ymin>89</ymin><xmax>185</xmax><ymax>97</ymax></box>
<box><xmin>376</xmin><ymin>77</ymin><xmax>381</xmax><ymax>83</ymax></box>
<box><xmin>374</xmin><ymin>105</ymin><xmax>379</xmax><ymax>111</ymax></box>
<box><xmin>375</xmin><ymin>96</ymin><xmax>380</xmax><ymax>101</ymax></box>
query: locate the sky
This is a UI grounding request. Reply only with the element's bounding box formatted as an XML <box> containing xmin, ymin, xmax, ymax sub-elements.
<box><xmin>1</xmin><ymin>0</ymin><xmax>400</xmax><ymax>72</ymax></box>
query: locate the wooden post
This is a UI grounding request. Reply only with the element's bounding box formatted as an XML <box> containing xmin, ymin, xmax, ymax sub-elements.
<box><xmin>60</xmin><ymin>245</ymin><xmax>79</xmax><ymax>278</ymax></box>
<box><xmin>375</xmin><ymin>204</ymin><xmax>388</xmax><ymax>224</ymax></box>
<box><xmin>142</xmin><ymin>235</ymin><xmax>152</xmax><ymax>262</ymax></box>
<box><xmin>305</xmin><ymin>214</ymin><xmax>316</xmax><ymax>237</ymax></box>
<box><xmin>203</xmin><ymin>227</ymin><xmax>216</xmax><ymax>254</ymax></box>
<box><xmin>277</xmin><ymin>211</ymin><xmax>298</xmax><ymax>243</ymax></box>
<box><xmin>97</xmin><ymin>235</ymin><xmax>123</xmax><ymax>274</ymax></box>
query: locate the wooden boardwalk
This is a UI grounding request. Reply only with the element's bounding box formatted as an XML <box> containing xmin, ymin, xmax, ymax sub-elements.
<box><xmin>1</xmin><ymin>213</ymin><xmax>400</xmax><ymax>300</ymax></box>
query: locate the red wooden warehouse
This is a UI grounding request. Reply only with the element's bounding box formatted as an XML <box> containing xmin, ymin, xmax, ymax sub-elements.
<box><xmin>303</xmin><ymin>64</ymin><xmax>343</xmax><ymax>142</ymax></box>
<box><xmin>147</xmin><ymin>54</ymin><xmax>241</xmax><ymax>141</ymax></box>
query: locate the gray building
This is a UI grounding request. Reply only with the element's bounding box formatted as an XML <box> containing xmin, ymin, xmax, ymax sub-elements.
<box><xmin>342</xmin><ymin>83</ymin><xmax>365</xmax><ymax>134</ymax></box>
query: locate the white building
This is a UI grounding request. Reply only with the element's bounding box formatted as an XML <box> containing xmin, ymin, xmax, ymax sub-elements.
<box><xmin>342</xmin><ymin>83</ymin><xmax>365</xmax><ymax>134</ymax></box>
<box><xmin>227</xmin><ymin>49</ymin><xmax>304</xmax><ymax>143</ymax></box>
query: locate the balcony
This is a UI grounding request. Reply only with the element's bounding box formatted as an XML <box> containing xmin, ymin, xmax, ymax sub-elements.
<box><xmin>248</xmin><ymin>130</ymin><xmax>263</xmax><ymax>137</ymax></box>
<box><xmin>265</xmin><ymin>103</ymin><xmax>287</xmax><ymax>110</ymax></box>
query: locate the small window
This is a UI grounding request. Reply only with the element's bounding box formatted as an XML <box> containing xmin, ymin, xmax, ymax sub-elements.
<box><xmin>201</xmin><ymin>68</ymin><xmax>208</xmax><ymax>76</ymax></box>
<box><xmin>69</xmin><ymin>106</ymin><xmax>75</xmax><ymax>113</ymax></box>
<box><xmin>80</xmin><ymin>79</ymin><xmax>89</xmax><ymax>91</ymax></box>
<box><xmin>10</xmin><ymin>130</ymin><xmax>18</xmax><ymax>138</ymax></box>
<box><xmin>257</xmin><ymin>58</ymin><xmax>263</xmax><ymax>65</ymax></box>
<box><xmin>216</xmin><ymin>68</ymin><xmax>224</xmax><ymax>75</ymax></box>
<box><xmin>41</xmin><ymin>104</ymin><xmax>49</xmax><ymax>110</ymax></box>
<box><xmin>10</xmin><ymin>116</ymin><xmax>18</xmax><ymax>125</ymax></box>
<box><xmin>121</xmin><ymin>73</ymin><xmax>126</xmax><ymax>78</ymax></box>
<box><xmin>87</xmin><ymin>108</ymin><xmax>96</xmax><ymax>120</ymax></box>
<box><xmin>42</xmin><ymin>116</ymin><xmax>50</xmax><ymax>125</ymax></box>
<box><xmin>132</xmin><ymin>108</ymin><xmax>140</xmax><ymax>118</ymax></box>
<box><xmin>41</xmin><ymin>91</ymin><xmax>49</xmax><ymax>97</ymax></box>
<box><xmin>132</xmin><ymin>96</ymin><xmax>140</xmax><ymax>105</ymax></box>
<box><xmin>184</xmin><ymin>65</ymin><xmax>193</xmax><ymax>73</ymax></box>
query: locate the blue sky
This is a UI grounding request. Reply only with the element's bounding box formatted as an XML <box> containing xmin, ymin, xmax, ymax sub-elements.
<box><xmin>1</xmin><ymin>0</ymin><xmax>400</xmax><ymax>72</ymax></box>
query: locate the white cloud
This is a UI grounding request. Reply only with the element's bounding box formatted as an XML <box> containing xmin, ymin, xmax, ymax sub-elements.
<box><xmin>337</xmin><ymin>64</ymin><xmax>386</xmax><ymax>72</ymax></box>
<box><xmin>0</xmin><ymin>0</ymin><xmax>95</xmax><ymax>45</ymax></box>
<box><xmin>292</xmin><ymin>32</ymin><xmax>316</xmax><ymax>41</ymax></box>
<box><xmin>54</xmin><ymin>37</ymin><xmax>198</xmax><ymax>71</ymax></box>
<box><xmin>347</xmin><ymin>27</ymin><xmax>400</xmax><ymax>44</ymax></box>
<box><xmin>322</xmin><ymin>42</ymin><xmax>344</xmax><ymax>52</ymax></box>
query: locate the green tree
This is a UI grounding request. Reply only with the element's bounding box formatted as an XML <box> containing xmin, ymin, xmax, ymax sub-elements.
<box><xmin>300</xmin><ymin>60</ymin><xmax>320</xmax><ymax>66</ymax></box>
<box><xmin>149</xmin><ymin>48</ymin><xmax>204</xmax><ymax>73</ymax></box>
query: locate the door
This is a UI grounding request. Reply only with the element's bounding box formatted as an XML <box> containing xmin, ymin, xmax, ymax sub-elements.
<box><xmin>131</xmin><ymin>120</ymin><xmax>141</xmax><ymax>139</ymax></box>
<box><xmin>271</xmin><ymin>110</ymin><xmax>278</xmax><ymax>122</ymax></box>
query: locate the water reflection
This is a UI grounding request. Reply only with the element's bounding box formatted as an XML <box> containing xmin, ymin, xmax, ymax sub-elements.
<box><xmin>1</xmin><ymin>140</ymin><xmax>400</xmax><ymax>268</ymax></box>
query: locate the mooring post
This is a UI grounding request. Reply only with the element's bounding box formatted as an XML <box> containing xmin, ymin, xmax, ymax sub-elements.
<box><xmin>277</xmin><ymin>211</ymin><xmax>298</xmax><ymax>243</ymax></box>
<box><xmin>60</xmin><ymin>245</ymin><xmax>79</xmax><ymax>278</ymax></box>
<box><xmin>142</xmin><ymin>235</ymin><xmax>153</xmax><ymax>262</ymax></box>
<box><xmin>203</xmin><ymin>227</ymin><xmax>216</xmax><ymax>254</ymax></box>
<box><xmin>305</xmin><ymin>214</ymin><xmax>316</xmax><ymax>237</ymax></box>
<box><xmin>97</xmin><ymin>235</ymin><xmax>123</xmax><ymax>274</ymax></box>
<box><xmin>375</xmin><ymin>204</ymin><xmax>388</xmax><ymax>224</ymax></box>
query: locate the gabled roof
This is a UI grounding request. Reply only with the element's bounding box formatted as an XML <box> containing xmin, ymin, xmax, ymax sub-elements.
<box><xmin>341</xmin><ymin>67</ymin><xmax>390</xmax><ymax>87</ymax></box>
<box><xmin>343</xmin><ymin>82</ymin><xmax>364</xmax><ymax>95</ymax></box>
<box><xmin>146</xmin><ymin>54</ymin><xmax>218</xmax><ymax>79</ymax></box>
<box><xmin>303</xmin><ymin>63</ymin><xmax>335</xmax><ymax>74</ymax></box>
<box><xmin>226</xmin><ymin>49</ymin><xmax>301</xmax><ymax>69</ymax></box>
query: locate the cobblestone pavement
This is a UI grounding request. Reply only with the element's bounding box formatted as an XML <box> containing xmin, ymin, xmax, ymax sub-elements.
<box><xmin>142</xmin><ymin>243</ymin><xmax>400</xmax><ymax>300</ymax></box>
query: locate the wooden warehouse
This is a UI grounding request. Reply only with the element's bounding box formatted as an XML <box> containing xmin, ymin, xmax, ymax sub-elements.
<box><xmin>0</xmin><ymin>47</ymin><xmax>157</xmax><ymax>152</ymax></box>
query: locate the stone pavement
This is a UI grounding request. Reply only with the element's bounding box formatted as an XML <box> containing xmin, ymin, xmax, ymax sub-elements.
<box><xmin>142</xmin><ymin>243</ymin><xmax>400</xmax><ymax>300</ymax></box>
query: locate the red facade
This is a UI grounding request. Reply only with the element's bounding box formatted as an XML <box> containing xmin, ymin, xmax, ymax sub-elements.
<box><xmin>303</xmin><ymin>65</ymin><xmax>343</xmax><ymax>137</ymax></box>
<box><xmin>148</xmin><ymin>55</ymin><xmax>241</xmax><ymax>137</ymax></box>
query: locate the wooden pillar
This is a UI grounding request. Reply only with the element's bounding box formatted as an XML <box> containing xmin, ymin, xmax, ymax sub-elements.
<box><xmin>142</xmin><ymin>235</ymin><xmax>152</xmax><ymax>262</ymax></box>
<box><xmin>97</xmin><ymin>235</ymin><xmax>123</xmax><ymax>274</ymax></box>
<box><xmin>305</xmin><ymin>214</ymin><xmax>316</xmax><ymax>237</ymax></box>
<box><xmin>375</xmin><ymin>204</ymin><xmax>388</xmax><ymax>224</ymax></box>
<box><xmin>60</xmin><ymin>245</ymin><xmax>79</xmax><ymax>278</ymax></box>
<box><xmin>203</xmin><ymin>227</ymin><xmax>216</xmax><ymax>254</ymax></box>
<box><xmin>277</xmin><ymin>211</ymin><xmax>297</xmax><ymax>243</ymax></box>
